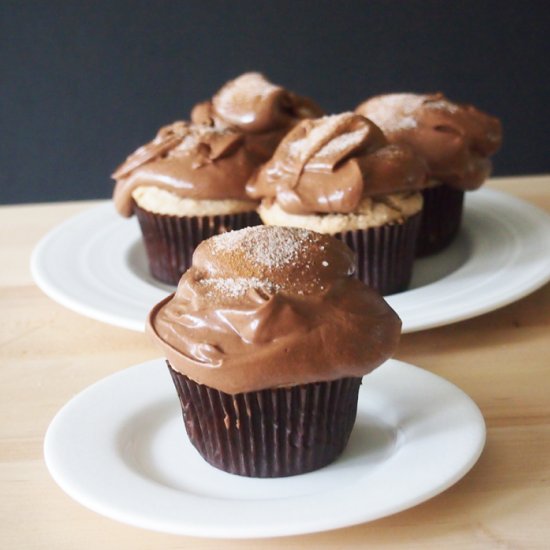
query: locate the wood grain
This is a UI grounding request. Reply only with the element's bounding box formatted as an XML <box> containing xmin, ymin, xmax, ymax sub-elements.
<box><xmin>1</xmin><ymin>176</ymin><xmax>549</xmax><ymax>549</ymax></box>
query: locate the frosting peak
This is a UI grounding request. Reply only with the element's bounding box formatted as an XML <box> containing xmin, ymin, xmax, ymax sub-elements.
<box><xmin>112</xmin><ymin>122</ymin><xmax>259</xmax><ymax>217</ymax></box>
<box><xmin>246</xmin><ymin>113</ymin><xmax>427</xmax><ymax>215</ymax></box>
<box><xmin>147</xmin><ymin>226</ymin><xmax>401</xmax><ymax>394</ymax></box>
<box><xmin>191</xmin><ymin>72</ymin><xmax>324</xmax><ymax>160</ymax></box>
<box><xmin>356</xmin><ymin>93</ymin><xmax>502</xmax><ymax>190</ymax></box>
<box><xmin>193</xmin><ymin>226</ymin><xmax>355</xmax><ymax>297</ymax></box>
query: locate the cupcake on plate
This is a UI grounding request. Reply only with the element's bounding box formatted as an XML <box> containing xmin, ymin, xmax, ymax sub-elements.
<box><xmin>246</xmin><ymin>112</ymin><xmax>427</xmax><ymax>295</ymax></box>
<box><xmin>112</xmin><ymin>121</ymin><xmax>261</xmax><ymax>285</ymax></box>
<box><xmin>356</xmin><ymin>93</ymin><xmax>502</xmax><ymax>256</ymax></box>
<box><xmin>191</xmin><ymin>72</ymin><xmax>324</xmax><ymax>161</ymax></box>
<box><xmin>147</xmin><ymin>225</ymin><xmax>401</xmax><ymax>477</ymax></box>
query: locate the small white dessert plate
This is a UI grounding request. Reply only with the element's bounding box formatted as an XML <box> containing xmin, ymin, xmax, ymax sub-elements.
<box><xmin>31</xmin><ymin>189</ymin><xmax>550</xmax><ymax>332</ymax></box>
<box><xmin>44</xmin><ymin>359</ymin><xmax>485</xmax><ymax>539</ymax></box>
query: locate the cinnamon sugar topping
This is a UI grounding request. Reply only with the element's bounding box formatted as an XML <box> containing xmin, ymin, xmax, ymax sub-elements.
<box><xmin>211</xmin><ymin>226</ymin><xmax>315</xmax><ymax>269</ymax></box>
<box><xmin>188</xmin><ymin>226</ymin><xmax>356</xmax><ymax>300</ymax></box>
<box><xmin>316</xmin><ymin>128</ymin><xmax>370</xmax><ymax>158</ymax></box>
<box><xmin>198</xmin><ymin>277</ymin><xmax>281</xmax><ymax>298</ymax></box>
<box><xmin>288</xmin><ymin>113</ymin><xmax>361</xmax><ymax>160</ymax></box>
<box><xmin>215</xmin><ymin>73</ymin><xmax>281</xmax><ymax>113</ymax></box>
<box><xmin>360</xmin><ymin>94</ymin><xmax>424</xmax><ymax>132</ymax></box>
<box><xmin>360</xmin><ymin>94</ymin><xmax>466</xmax><ymax>133</ymax></box>
<box><xmin>147</xmin><ymin>225</ymin><xmax>401</xmax><ymax>394</ymax></box>
<box><xmin>356</xmin><ymin>92</ymin><xmax>502</xmax><ymax>190</ymax></box>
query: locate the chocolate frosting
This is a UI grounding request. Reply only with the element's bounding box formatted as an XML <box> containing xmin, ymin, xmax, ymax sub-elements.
<box><xmin>191</xmin><ymin>72</ymin><xmax>324</xmax><ymax>160</ymax></box>
<box><xmin>356</xmin><ymin>93</ymin><xmax>502</xmax><ymax>190</ymax></box>
<box><xmin>147</xmin><ymin>225</ymin><xmax>401</xmax><ymax>394</ymax></box>
<box><xmin>112</xmin><ymin>121</ymin><xmax>260</xmax><ymax>217</ymax></box>
<box><xmin>246</xmin><ymin>112</ymin><xmax>427</xmax><ymax>215</ymax></box>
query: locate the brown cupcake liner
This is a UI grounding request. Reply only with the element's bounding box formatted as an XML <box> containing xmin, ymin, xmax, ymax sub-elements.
<box><xmin>334</xmin><ymin>211</ymin><xmax>421</xmax><ymax>295</ymax></box>
<box><xmin>168</xmin><ymin>363</ymin><xmax>362</xmax><ymax>478</ymax></box>
<box><xmin>416</xmin><ymin>184</ymin><xmax>464</xmax><ymax>257</ymax></box>
<box><xmin>134</xmin><ymin>204</ymin><xmax>261</xmax><ymax>285</ymax></box>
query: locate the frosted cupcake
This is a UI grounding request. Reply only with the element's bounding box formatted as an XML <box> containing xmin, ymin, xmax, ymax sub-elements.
<box><xmin>356</xmin><ymin>93</ymin><xmax>502</xmax><ymax>255</ymax></box>
<box><xmin>191</xmin><ymin>72</ymin><xmax>324</xmax><ymax>161</ymax></box>
<box><xmin>247</xmin><ymin>112</ymin><xmax>427</xmax><ymax>295</ymax></box>
<box><xmin>112</xmin><ymin>121</ymin><xmax>261</xmax><ymax>284</ymax></box>
<box><xmin>147</xmin><ymin>225</ymin><xmax>401</xmax><ymax>477</ymax></box>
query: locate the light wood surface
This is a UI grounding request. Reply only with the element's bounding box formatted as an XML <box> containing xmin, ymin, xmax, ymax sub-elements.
<box><xmin>1</xmin><ymin>175</ymin><xmax>549</xmax><ymax>549</ymax></box>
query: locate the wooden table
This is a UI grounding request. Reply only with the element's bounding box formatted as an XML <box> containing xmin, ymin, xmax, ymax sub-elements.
<box><xmin>1</xmin><ymin>175</ymin><xmax>549</xmax><ymax>549</ymax></box>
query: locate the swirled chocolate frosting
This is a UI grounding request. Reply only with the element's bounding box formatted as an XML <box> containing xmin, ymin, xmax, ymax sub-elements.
<box><xmin>112</xmin><ymin>122</ymin><xmax>260</xmax><ymax>217</ymax></box>
<box><xmin>246</xmin><ymin>112</ymin><xmax>427</xmax><ymax>215</ymax></box>
<box><xmin>191</xmin><ymin>72</ymin><xmax>324</xmax><ymax>160</ymax></box>
<box><xmin>356</xmin><ymin>93</ymin><xmax>502</xmax><ymax>190</ymax></box>
<box><xmin>147</xmin><ymin>225</ymin><xmax>401</xmax><ymax>394</ymax></box>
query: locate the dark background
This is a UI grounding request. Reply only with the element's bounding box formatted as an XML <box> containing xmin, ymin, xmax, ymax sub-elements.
<box><xmin>2</xmin><ymin>1</ymin><xmax>549</xmax><ymax>204</ymax></box>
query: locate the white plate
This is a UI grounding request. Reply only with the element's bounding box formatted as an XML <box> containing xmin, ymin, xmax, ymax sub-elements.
<box><xmin>44</xmin><ymin>359</ymin><xmax>485</xmax><ymax>538</ymax></box>
<box><xmin>31</xmin><ymin>189</ymin><xmax>550</xmax><ymax>333</ymax></box>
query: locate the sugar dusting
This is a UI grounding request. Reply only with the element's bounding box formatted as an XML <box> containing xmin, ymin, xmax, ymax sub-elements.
<box><xmin>196</xmin><ymin>226</ymin><xmax>340</xmax><ymax>302</ymax></box>
<box><xmin>288</xmin><ymin>113</ymin><xmax>358</xmax><ymax>160</ymax></box>
<box><xmin>212</xmin><ymin>226</ymin><xmax>314</xmax><ymax>269</ymax></box>
<box><xmin>361</xmin><ymin>93</ymin><xmax>458</xmax><ymax>133</ymax></box>
<box><xmin>370</xmin><ymin>143</ymin><xmax>404</xmax><ymax>160</ymax></box>
<box><xmin>316</xmin><ymin>128</ymin><xmax>369</xmax><ymax>157</ymax></box>
<box><xmin>361</xmin><ymin>94</ymin><xmax>424</xmax><ymax>132</ymax></box>
<box><xmin>425</xmin><ymin>99</ymin><xmax>459</xmax><ymax>113</ymax></box>
<box><xmin>214</xmin><ymin>72</ymin><xmax>280</xmax><ymax>117</ymax></box>
<box><xmin>199</xmin><ymin>277</ymin><xmax>281</xmax><ymax>298</ymax></box>
<box><xmin>205</xmin><ymin>226</ymin><xmax>320</xmax><ymax>298</ymax></box>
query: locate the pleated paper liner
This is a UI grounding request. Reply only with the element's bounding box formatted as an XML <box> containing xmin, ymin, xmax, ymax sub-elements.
<box><xmin>416</xmin><ymin>184</ymin><xmax>464</xmax><ymax>257</ymax></box>
<box><xmin>134</xmin><ymin>204</ymin><xmax>261</xmax><ymax>285</ymax></box>
<box><xmin>335</xmin><ymin>211</ymin><xmax>421</xmax><ymax>296</ymax></box>
<box><xmin>168</xmin><ymin>363</ymin><xmax>362</xmax><ymax>478</ymax></box>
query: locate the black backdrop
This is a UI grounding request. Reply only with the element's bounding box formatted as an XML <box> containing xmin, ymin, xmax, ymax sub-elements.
<box><xmin>2</xmin><ymin>1</ymin><xmax>549</xmax><ymax>204</ymax></box>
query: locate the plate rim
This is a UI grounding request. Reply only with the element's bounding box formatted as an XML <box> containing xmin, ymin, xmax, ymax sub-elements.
<box><xmin>31</xmin><ymin>188</ymin><xmax>550</xmax><ymax>333</ymax></box>
<box><xmin>30</xmin><ymin>206</ymin><xmax>146</xmax><ymax>331</ymax></box>
<box><xmin>44</xmin><ymin>358</ymin><xmax>486</xmax><ymax>538</ymax></box>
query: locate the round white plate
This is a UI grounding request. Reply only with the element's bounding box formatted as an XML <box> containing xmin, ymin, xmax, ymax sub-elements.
<box><xmin>44</xmin><ymin>359</ymin><xmax>485</xmax><ymax>538</ymax></box>
<box><xmin>31</xmin><ymin>189</ymin><xmax>550</xmax><ymax>333</ymax></box>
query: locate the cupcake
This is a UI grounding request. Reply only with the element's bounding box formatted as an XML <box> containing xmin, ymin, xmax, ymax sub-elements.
<box><xmin>147</xmin><ymin>225</ymin><xmax>401</xmax><ymax>477</ymax></box>
<box><xmin>356</xmin><ymin>93</ymin><xmax>502</xmax><ymax>255</ymax></box>
<box><xmin>191</xmin><ymin>72</ymin><xmax>324</xmax><ymax>161</ymax></box>
<box><xmin>112</xmin><ymin>121</ymin><xmax>262</xmax><ymax>285</ymax></box>
<box><xmin>246</xmin><ymin>112</ymin><xmax>427</xmax><ymax>295</ymax></box>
